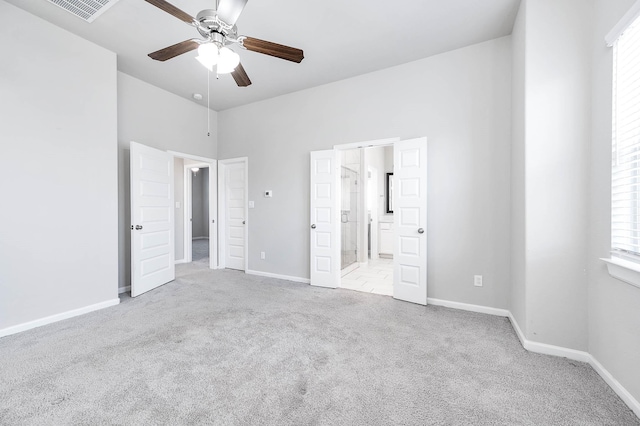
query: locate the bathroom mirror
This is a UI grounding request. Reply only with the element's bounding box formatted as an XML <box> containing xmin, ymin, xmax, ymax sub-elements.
<box><xmin>386</xmin><ymin>173</ymin><xmax>393</xmax><ymax>213</ymax></box>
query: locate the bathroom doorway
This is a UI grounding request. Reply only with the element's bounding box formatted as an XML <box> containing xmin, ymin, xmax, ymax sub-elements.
<box><xmin>310</xmin><ymin>137</ymin><xmax>428</xmax><ymax>305</ymax></box>
<box><xmin>339</xmin><ymin>146</ymin><xmax>394</xmax><ymax>296</ymax></box>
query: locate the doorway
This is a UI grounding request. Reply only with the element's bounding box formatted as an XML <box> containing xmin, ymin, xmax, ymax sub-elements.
<box><xmin>170</xmin><ymin>151</ymin><xmax>218</xmax><ymax>270</ymax></box>
<box><xmin>188</xmin><ymin>164</ymin><xmax>210</xmax><ymax>265</ymax></box>
<box><xmin>309</xmin><ymin>137</ymin><xmax>428</xmax><ymax>305</ymax></box>
<box><xmin>130</xmin><ymin>144</ymin><xmax>218</xmax><ymax>297</ymax></box>
<box><xmin>339</xmin><ymin>146</ymin><xmax>394</xmax><ymax>296</ymax></box>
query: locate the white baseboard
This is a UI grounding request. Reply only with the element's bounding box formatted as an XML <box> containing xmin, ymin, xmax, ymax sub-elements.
<box><xmin>427</xmin><ymin>298</ymin><xmax>509</xmax><ymax>317</ymax></box>
<box><xmin>118</xmin><ymin>285</ymin><xmax>131</xmax><ymax>294</ymax></box>
<box><xmin>508</xmin><ymin>312</ymin><xmax>638</xmax><ymax>417</ymax></box>
<box><xmin>589</xmin><ymin>355</ymin><xmax>640</xmax><ymax>418</ymax></box>
<box><xmin>507</xmin><ymin>313</ymin><xmax>591</xmax><ymax>362</ymax></box>
<box><xmin>0</xmin><ymin>298</ymin><xmax>120</xmax><ymax>339</ymax></box>
<box><xmin>507</xmin><ymin>311</ymin><xmax>527</xmax><ymax>347</ymax></box>
<box><xmin>174</xmin><ymin>259</ymin><xmax>188</xmax><ymax>264</ymax></box>
<box><xmin>429</xmin><ymin>302</ymin><xmax>638</xmax><ymax>418</ymax></box>
<box><xmin>246</xmin><ymin>269</ymin><xmax>310</xmax><ymax>284</ymax></box>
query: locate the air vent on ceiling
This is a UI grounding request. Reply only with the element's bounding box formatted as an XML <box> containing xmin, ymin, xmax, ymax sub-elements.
<box><xmin>47</xmin><ymin>0</ymin><xmax>120</xmax><ymax>23</ymax></box>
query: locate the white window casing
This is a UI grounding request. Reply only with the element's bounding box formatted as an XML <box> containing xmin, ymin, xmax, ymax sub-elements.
<box><xmin>611</xmin><ymin>14</ymin><xmax>640</xmax><ymax>261</ymax></box>
<box><xmin>606</xmin><ymin>6</ymin><xmax>640</xmax><ymax>288</ymax></box>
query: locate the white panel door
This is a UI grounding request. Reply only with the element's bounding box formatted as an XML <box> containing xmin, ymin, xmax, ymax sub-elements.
<box><xmin>310</xmin><ymin>150</ymin><xmax>340</xmax><ymax>288</ymax></box>
<box><xmin>393</xmin><ymin>137</ymin><xmax>427</xmax><ymax>305</ymax></box>
<box><xmin>130</xmin><ymin>141</ymin><xmax>175</xmax><ymax>297</ymax></box>
<box><xmin>224</xmin><ymin>161</ymin><xmax>246</xmax><ymax>270</ymax></box>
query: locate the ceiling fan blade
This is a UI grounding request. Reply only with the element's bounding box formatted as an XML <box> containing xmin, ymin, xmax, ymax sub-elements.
<box><xmin>217</xmin><ymin>0</ymin><xmax>248</xmax><ymax>26</ymax></box>
<box><xmin>231</xmin><ymin>62</ymin><xmax>252</xmax><ymax>87</ymax></box>
<box><xmin>148</xmin><ymin>39</ymin><xmax>199</xmax><ymax>61</ymax></box>
<box><xmin>143</xmin><ymin>0</ymin><xmax>195</xmax><ymax>24</ymax></box>
<box><xmin>242</xmin><ymin>37</ymin><xmax>304</xmax><ymax>63</ymax></box>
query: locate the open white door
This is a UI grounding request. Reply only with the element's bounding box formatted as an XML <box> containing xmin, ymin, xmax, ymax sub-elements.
<box><xmin>219</xmin><ymin>159</ymin><xmax>247</xmax><ymax>271</ymax></box>
<box><xmin>310</xmin><ymin>150</ymin><xmax>340</xmax><ymax>288</ymax></box>
<box><xmin>393</xmin><ymin>137</ymin><xmax>428</xmax><ymax>305</ymax></box>
<box><xmin>130</xmin><ymin>141</ymin><xmax>175</xmax><ymax>297</ymax></box>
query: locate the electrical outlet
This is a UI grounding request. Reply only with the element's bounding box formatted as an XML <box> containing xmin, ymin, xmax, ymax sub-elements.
<box><xmin>260</xmin><ymin>251</ymin><xmax>266</xmax><ymax>260</ymax></box>
<box><xmin>474</xmin><ymin>275</ymin><xmax>483</xmax><ymax>287</ymax></box>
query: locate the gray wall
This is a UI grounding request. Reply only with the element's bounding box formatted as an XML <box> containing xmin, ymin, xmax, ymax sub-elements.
<box><xmin>117</xmin><ymin>72</ymin><xmax>217</xmax><ymax>289</ymax></box>
<box><xmin>525</xmin><ymin>0</ymin><xmax>591</xmax><ymax>353</ymax></box>
<box><xmin>588</xmin><ymin>0</ymin><xmax>640</xmax><ymax>405</ymax></box>
<box><xmin>0</xmin><ymin>1</ymin><xmax>118</xmax><ymax>330</ymax></box>
<box><xmin>508</xmin><ymin>0</ymin><xmax>640</xmax><ymax>404</ymax></box>
<box><xmin>219</xmin><ymin>37</ymin><xmax>512</xmax><ymax>309</ymax></box>
<box><xmin>511</xmin><ymin>0</ymin><xmax>591</xmax><ymax>351</ymax></box>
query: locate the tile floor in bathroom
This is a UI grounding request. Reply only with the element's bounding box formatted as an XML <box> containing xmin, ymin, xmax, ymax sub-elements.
<box><xmin>340</xmin><ymin>258</ymin><xmax>393</xmax><ymax>296</ymax></box>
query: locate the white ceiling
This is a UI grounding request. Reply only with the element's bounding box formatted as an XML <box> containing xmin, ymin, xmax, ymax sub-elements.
<box><xmin>6</xmin><ymin>0</ymin><xmax>521</xmax><ymax>111</ymax></box>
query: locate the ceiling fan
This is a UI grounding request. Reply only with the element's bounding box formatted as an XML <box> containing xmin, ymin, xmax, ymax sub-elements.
<box><xmin>143</xmin><ymin>0</ymin><xmax>304</xmax><ymax>87</ymax></box>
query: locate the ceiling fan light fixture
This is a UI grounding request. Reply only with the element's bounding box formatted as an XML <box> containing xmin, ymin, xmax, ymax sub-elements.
<box><xmin>198</xmin><ymin>42</ymin><xmax>219</xmax><ymax>58</ymax></box>
<box><xmin>196</xmin><ymin>43</ymin><xmax>219</xmax><ymax>71</ymax></box>
<box><xmin>216</xmin><ymin>47</ymin><xmax>240</xmax><ymax>74</ymax></box>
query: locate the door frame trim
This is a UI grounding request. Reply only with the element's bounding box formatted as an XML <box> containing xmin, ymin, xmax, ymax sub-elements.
<box><xmin>333</xmin><ymin>137</ymin><xmax>400</xmax><ymax>150</ymax></box>
<box><xmin>218</xmin><ymin>157</ymin><xmax>249</xmax><ymax>271</ymax></box>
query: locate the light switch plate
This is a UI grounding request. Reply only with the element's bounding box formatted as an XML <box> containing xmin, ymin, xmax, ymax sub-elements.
<box><xmin>249</xmin><ymin>201</ymin><xmax>255</xmax><ymax>208</ymax></box>
<box><xmin>175</xmin><ymin>201</ymin><xmax>181</xmax><ymax>208</ymax></box>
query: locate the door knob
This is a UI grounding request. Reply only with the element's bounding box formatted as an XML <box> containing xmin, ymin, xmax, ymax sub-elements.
<box><xmin>418</xmin><ymin>228</ymin><xmax>424</xmax><ymax>234</ymax></box>
<box><xmin>242</xmin><ymin>220</ymin><xmax>246</xmax><ymax>224</ymax></box>
<box><xmin>135</xmin><ymin>225</ymin><xmax>143</xmax><ymax>230</ymax></box>
<box><xmin>311</xmin><ymin>224</ymin><xmax>316</xmax><ymax>229</ymax></box>
<box><xmin>212</xmin><ymin>219</ymin><xmax>215</xmax><ymax>223</ymax></box>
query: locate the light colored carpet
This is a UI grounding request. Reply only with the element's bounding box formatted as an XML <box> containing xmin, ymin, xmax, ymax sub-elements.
<box><xmin>192</xmin><ymin>238</ymin><xmax>209</xmax><ymax>263</ymax></box>
<box><xmin>0</xmin><ymin>263</ymin><xmax>638</xmax><ymax>425</ymax></box>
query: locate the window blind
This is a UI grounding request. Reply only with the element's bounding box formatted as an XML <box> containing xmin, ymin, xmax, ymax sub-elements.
<box><xmin>612</xmin><ymin>16</ymin><xmax>640</xmax><ymax>259</ymax></box>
